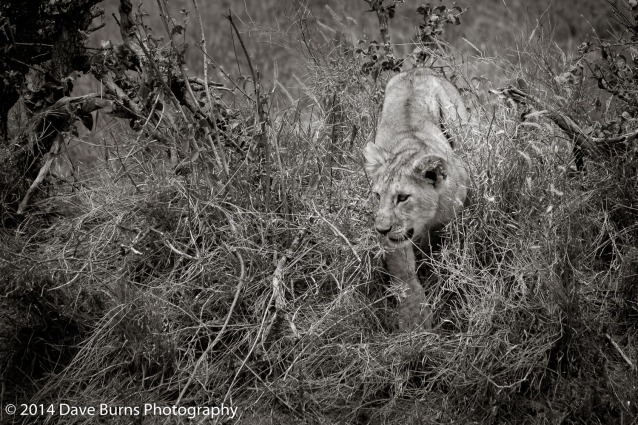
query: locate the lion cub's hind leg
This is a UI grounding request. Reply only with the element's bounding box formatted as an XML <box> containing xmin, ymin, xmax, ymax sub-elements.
<box><xmin>384</xmin><ymin>244</ymin><xmax>433</xmax><ymax>331</ymax></box>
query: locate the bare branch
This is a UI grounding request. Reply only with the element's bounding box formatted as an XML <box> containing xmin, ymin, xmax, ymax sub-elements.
<box><xmin>226</xmin><ymin>11</ymin><xmax>271</xmax><ymax>209</ymax></box>
<box><xmin>312</xmin><ymin>202</ymin><xmax>361</xmax><ymax>262</ymax></box>
<box><xmin>606</xmin><ymin>333</ymin><xmax>637</xmax><ymax>372</ymax></box>
<box><xmin>192</xmin><ymin>0</ymin><xmax>229</xmax><ymax>175</ymax></box>
<box><xmin>491</xmin><ymin>85</ymin><xmax>638</xmax><ymax>161</ymax></box>
<box><xmin>17</xmin><ymin>138</ymin><xmax>61</xmax><ymax>215</ymax></box>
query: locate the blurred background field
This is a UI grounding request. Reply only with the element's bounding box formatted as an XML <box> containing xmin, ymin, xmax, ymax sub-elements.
<box><xmin>90</xmin><ymin>0</ymin><xmax>616</xmax><ymax>89</ymax></box>
<box><xmin>65</xmin><ymin>0</ymin><xmax>621</xmax><ymax>173</ymax></box>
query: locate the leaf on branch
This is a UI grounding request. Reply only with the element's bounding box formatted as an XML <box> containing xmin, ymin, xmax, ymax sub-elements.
<box><xmin>171</xmin><ymin>24</ymin><xmax>185</xmax><ymax>36</ymax></box>
<box><xmin>79</xmin><ymin>113</ymin><xmax>94</xmax><ymax>131</ymax></box>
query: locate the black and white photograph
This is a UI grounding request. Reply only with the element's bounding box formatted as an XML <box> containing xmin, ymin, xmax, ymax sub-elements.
<box><xmin>0</xmin><ymin>0</ymin><xmax>636</xmax><ymax>423</ymax></box>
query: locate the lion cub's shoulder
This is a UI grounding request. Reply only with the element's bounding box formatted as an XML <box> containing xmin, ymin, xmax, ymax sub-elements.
<box><xmin>371</xmin><ymin>69</ymin><xmax>468</xmax><ymax>163</ymax></box>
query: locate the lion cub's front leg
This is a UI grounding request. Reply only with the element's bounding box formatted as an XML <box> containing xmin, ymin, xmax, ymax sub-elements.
<box><xmin>383</xmin><ymin>243</ymin><xmax>432</xmax><ymax>331</ymax></box>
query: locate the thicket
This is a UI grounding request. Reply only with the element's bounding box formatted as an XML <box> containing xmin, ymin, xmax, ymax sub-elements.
<box><xmin>0</xmin><ymin>0</ymin><xmax>637</xmax><ymax>424</ymax></box>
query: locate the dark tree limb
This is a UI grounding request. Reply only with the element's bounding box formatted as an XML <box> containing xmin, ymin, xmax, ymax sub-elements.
<box><xmin>15</xmin><ymin>94</ymin><xmax>111</xmax><ymax>213</ymax></box>
<box><xmin>492</xmin><ymin>86</ymin><xmax>637</xmax><ymax>167</ymax></box>
<box><xmin>0</xmin><ymin>0</ymin><xmax>103</xmax><ymax>143</ymax></box>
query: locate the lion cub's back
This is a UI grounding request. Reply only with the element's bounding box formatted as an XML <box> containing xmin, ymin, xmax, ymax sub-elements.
<box><xmin>376</xmin><ymin>69</ymin><xmax>467</xmax><ymax>147</ymax></box>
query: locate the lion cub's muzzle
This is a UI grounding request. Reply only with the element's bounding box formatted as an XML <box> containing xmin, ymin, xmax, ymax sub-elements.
<box><xmin>375</xmin><ymin>225</ymin><xmax>414</xmax><ymax>243</ymax></box>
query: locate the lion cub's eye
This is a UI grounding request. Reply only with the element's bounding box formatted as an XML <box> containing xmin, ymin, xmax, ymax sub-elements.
<box><xmin>373</xmin><ymin>192</ymin><xmax>380</xmax><ymax>201</ymax></box>
<box><xmin>397</xmin><ymin>194</ymin><xmax>410</xmax><ymax>203</ymax></box>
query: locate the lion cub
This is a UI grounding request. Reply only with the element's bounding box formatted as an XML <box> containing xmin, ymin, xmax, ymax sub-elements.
<box><xmin>364</xmin><ymin>68</ymin><xmax>469</xmax><ymax>331</ymax></box>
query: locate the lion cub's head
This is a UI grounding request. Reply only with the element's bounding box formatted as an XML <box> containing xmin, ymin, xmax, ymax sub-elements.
<box><xmin>364</xmin><ymin>142</ymin><xmax>458</xmax><ymax>246</ymax></box>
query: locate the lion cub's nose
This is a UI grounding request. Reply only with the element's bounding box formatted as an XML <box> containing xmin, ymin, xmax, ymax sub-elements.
<box><xmin>375</xmin><ymin>225</ymin><xmax>392</xmax><ymax>235</ymax></box>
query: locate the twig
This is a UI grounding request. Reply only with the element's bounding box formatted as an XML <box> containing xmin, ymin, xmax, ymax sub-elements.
<box><xmin>148</xmin><ymin>227</ymin><xmax>199</xmax><ymax>260</ymax></box>
<box><xmin>86</xmin><ymin>22</ymin><xmax>106</xmax><ymax>33</ymax></box>
<box><xmin>193</xmin><ymin>45</ymin><xmax>252</xmax><ymax>100</ymax></box>
<box><xmin>176</xmin><ymin>243</ymin><xmax>246</xmax><ymax>405</ymax></box>
<box><xmin>261</xmin><ymin>224</ymin><xmax>311</xmax><ymax>347</ymax></box>
<box><xmin>120</xmin><ymin>0</ymin><xmax>187</xmax><ymax>124</ymax></box>
<box><xmin>223</xmin><ymin>222</ymin><xmax>312</xmax><ymax>404</ymax></box>
<box><xmin>192</xmin><ymin>0</ymin><xmax>229</xmax><ymax>177</ymax></box>
<box><xmin>225</xmin><ymin>12</ymin><xmax>258</xmax><ymax>102</ymax></box>
<box><xmin>271</xmin><ymin>226</ymin><xmax>310</xmax><ymax>311</ymax></box>
<box><xmin>606</xmin><ymin>333</ymin><xmax>637</xmax><ymax>372</ymax></box>
<box><xmin>17</xmin><ymin>137</ymin><xmax>61</xmax><ymax>214</ymax></box>
<box><xmin>14</xmin><ymin>93</ymin><xmax>111</xmax><ymax>179</ymax></box>
<box><xmin>226</xmin><ymin>11</ymin><xmax>271</xmax><ymax>210</ymax></box>
<box><xmin>111</xmin><ymin>131</ymin><xmax>141</xmax><ymax>193</ymax></box>
<box><xmin>187</xmin><ymin>77</ymin><xmax>225</xmax><ymax>89</ymax></box>
<box><xmin>154</xmin><ymin>0</ymin><xmax>228</xmax><ymax>177</ymax></box>
<box><xmin>120</xmin><ymin>227</ymin><xmax>149</xmax><ymax>255</ymax></box>
<box><xmin>311</xmin><ymin>202</ymin><xmax>361</xmax><ymax>262</ymax></box>
<box><xmin>272</xmin><ymin>112</ymin><xmax>290</xmax><ymax>216</ymax></box>
<box><xmin>365</xmin><ymin>0</ymin><xmax>394</xmax><ymax>53</ymax></box>
<box><xmin>596</xmin><ymin>128</ymin><xmax>638</xmax><ymax>148</ymax></box>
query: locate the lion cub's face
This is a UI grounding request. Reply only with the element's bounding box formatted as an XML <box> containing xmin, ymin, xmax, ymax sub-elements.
<box><xmin>365</xmin><ymin>144</ymin><xmax>448</xmax><ymax>246</ymax></box>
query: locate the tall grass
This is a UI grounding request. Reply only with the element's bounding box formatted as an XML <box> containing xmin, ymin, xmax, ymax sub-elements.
<box><xmin>1</xmin><ymin>1</ymin><xmax>637</xmax><ymax>424</ymax></box>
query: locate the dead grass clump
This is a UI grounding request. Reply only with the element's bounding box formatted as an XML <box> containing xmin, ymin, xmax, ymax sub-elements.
<box><xmin>1</xmin><ymin>3</ymin><xmax>637</xmax><ymax>425</ymax></box>
<box><xmin>421</xmin><ymin>99</ymin><xmax>638</xmax><ymax>421</ymax></box>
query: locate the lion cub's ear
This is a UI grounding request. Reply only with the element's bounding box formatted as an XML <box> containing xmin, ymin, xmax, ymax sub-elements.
<box><xmin>364</xmin><ymin>143</ymin><xmax>386</xmax><ymax>177</ymax></box>
<box><xmin>412</xmin><ymin>155</ymin><xmax>448</xmax><ymax>184</ymax></box>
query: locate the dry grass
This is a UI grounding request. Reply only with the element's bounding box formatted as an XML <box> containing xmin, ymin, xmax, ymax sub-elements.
<box><xmin>1</xmin><ymin>2</ymin><xmax>638</xmax><ymax>425</ymax></box>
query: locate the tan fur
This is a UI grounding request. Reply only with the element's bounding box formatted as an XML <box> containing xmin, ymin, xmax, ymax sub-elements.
<box><xmin>364</xmin><ymin>68</ymin><xmax>469</xmax><ymax>331</ymax></box>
